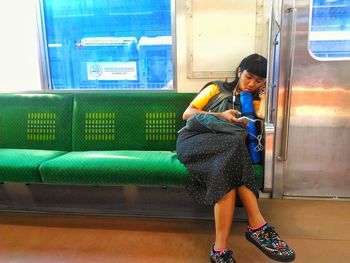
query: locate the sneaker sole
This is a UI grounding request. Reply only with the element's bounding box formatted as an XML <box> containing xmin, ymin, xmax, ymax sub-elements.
<box><xmin>210</xmin><ymin>255</ymin><xmax>237</xmax><ymax>263</ymax></box>
<box><xmin>246</xmin><ymin>233</ymin><xmax>295</xmax><ymax>262</ymax></box>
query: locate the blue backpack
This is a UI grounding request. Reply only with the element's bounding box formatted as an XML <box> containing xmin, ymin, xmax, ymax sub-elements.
<box><xmin>240</xmin><ymin>91</ymin><xmax>261</xmax><ymax>164</ymax></box>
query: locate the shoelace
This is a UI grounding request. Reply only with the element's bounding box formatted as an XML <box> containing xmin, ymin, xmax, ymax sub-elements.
<box><xmin>253</xmin><ymin>226</ymin><xmax>293</xmax><ymax>257</ymax></box>
<box><xmin>265</xmin><ymin>226</ymin><xmax>291</xmax><ymax>252</ymax></box>
<box><xmin>265</xmin><ymin>226</ymin><xmax>279</xmax><ymax>241</ymax></box>
<box><xmin>215</xmin><ymin>250</ymin><xmax>234</xmax><ymax>263</ymax></box>
<box><xmin>263</xmin><ymin>226</ymin><xmax>281</xmax><ymax>247</ymax></box>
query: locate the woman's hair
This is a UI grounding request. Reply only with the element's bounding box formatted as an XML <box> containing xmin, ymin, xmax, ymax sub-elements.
<box><xmin>224</xmin><ymin>53</ymin><xmax>267</xmax><ymax>90</ymax></box>
<box><xmin>239</xmin><ymin>53</ymin><xmax>267</xmax><ymax>78</ymax></box>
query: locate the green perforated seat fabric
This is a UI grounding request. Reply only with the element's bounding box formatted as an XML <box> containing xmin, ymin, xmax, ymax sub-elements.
<box><xmin>252</xmin><ymin>164</ymin><xmax>263</xmax><ymax>190</ymax></box>
<box><xmin>39</xmin><ymin>151</ymin><xmax>188</xmax><ymax>186</ymax></box>
<box><xmin>0</xmin><ymin>149</ymin><xmax>66</xmax><ymax>183</ymax></box>
<box><xmin>0</xmin><ymin>94</ymin><xmax>73</xmax><ymax>151</ymax></box>
<box><xmin>72</xmin><ymin>93</ymin><xmax>195</xmax><ymax>151</ymax></box>
<box><xmin>0</xmin><ymin>92</ymin><xmax>264</xmax><ymax>189</ymax></box>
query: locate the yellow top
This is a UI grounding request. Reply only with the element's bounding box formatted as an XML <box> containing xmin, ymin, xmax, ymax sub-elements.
<box><xmin>191</xmin><ymin>84</ymin><xmax>221</xmax><ymax>110</ymax></box>
<box><xmin>191</xmin><ymin>83</ymin><xmax>261</xmax><ymax>113</ymax></box>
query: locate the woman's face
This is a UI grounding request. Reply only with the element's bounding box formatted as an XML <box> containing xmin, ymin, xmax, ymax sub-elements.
<box><xmin>238</xmin><ymin>70</ymin><xmax>266</xmax><ymax>93</ymax></box>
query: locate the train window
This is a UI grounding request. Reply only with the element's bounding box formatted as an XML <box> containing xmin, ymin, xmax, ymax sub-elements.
<box><xmin>38</xmin><ymin>0</ymin><xmax>174</xmax><ymax>90</ymax></box>
<box><xmin>309</xmin><ymin>0</ymin><xmax>350</xmax><ymax>60</ymax></box>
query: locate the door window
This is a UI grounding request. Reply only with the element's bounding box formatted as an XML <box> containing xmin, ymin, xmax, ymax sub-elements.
<box><xmin>309</xmin><ymin>0</ymin><xmax>350</xmax><ymax>60</ymax></box>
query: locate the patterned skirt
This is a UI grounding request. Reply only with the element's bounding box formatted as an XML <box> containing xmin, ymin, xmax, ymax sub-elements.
<box><xmin>176</xmin><ymin>129</ymin><xmax>259</xmax><ymax>206</ymax></box>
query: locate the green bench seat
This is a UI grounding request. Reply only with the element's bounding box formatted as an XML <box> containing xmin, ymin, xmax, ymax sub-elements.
<box><xmin>0</xmin><ymin>149</ymin><xmax>66</xmax><ymax>183</ymax></box>
<box><xmin>0</xmin><ymin>92</ymin><xmax>264</xmax><ymax>190</ymax></box>
<box><xmin>0</xmin><ymin>93</ymin><xmax>73</xmax><ymax>183</ymax></box>
<box><xmin>39</xmin><ymin>151</ymin><xmax>188</xmax><ymax>186</ymax></box>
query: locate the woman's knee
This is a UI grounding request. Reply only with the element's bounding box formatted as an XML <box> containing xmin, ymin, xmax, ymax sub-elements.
<box><xmin>219</xmin><ymin>189</ymin><xmax>236</xmax><ymax>202</ymax></box>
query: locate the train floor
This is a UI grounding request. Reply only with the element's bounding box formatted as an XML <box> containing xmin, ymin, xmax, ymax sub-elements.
<box><xmin>0</xmin><ymin>198</ymin><xmax>349</xmax><ymax>263</ymax></box>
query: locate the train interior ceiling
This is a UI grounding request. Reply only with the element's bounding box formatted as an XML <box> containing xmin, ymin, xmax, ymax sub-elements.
<box><xmin>0</xmin><ymin>0</ymin><xmax>350</xmax><ymax>262</ymax></box>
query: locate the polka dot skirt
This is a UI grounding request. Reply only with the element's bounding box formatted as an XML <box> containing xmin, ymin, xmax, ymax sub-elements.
<box><xmin>176</xmin><ymin>129</ymin><xmax>259</xmax><ymax>206</ymax></box>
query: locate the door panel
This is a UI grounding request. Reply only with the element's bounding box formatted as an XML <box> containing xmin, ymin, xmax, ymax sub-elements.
<box><xmin>273</xmin><ymin>0</ymin><xmax>350</xmax><ymax>198</ymax></box>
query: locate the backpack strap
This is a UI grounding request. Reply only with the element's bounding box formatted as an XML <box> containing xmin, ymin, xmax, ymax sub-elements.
<box><xmin>199</xmin><ymin>80</ymin><xmax>224</xmax><ymax>92</ymax></box>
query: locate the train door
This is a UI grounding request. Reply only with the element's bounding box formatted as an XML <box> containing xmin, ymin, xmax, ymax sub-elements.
<box><xmin>267</xmin><ymin>0</ymin><xmax>350</xmax><ymax>198</ymax></box>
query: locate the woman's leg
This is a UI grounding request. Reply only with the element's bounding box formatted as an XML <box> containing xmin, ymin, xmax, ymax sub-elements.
<box><xmin>238</xmin><ymin>186</ymin><xmax>296</xmax><ymax>261</ymax></box>
<box><xmin>214</xmin><ymin>189</ymin><xmax>236</xmax><ymax>250</ymax></box>
<box><xmin>237</xmin><ymin>185</ymin><xmax>266</xmax><ymax>227</ymax></box>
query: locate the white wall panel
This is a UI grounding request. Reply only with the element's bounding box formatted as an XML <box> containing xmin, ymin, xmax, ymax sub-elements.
<box><xmin>0</xmin><ymin>0</ymin><xmax>42</xmax><ymax>93</ymax></box>
<box><xmin>176</xmin><ymin>0</ymin><xmax>268</xmax><ymax>92</ymax></box>
<box><xmin>187</xmin><ymin>0</ymin><xmax>256</xmax><ymax>78</ymax></box>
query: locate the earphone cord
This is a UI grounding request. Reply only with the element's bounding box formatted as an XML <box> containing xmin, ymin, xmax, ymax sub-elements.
<box><xmin>248</xmin><ymin>119</ymin><xmax>264</xmax><ymax>152</ymax></box>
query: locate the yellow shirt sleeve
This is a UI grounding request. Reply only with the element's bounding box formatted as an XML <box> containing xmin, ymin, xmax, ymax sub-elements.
<box><xmin>191</xmin><ymin>84</ymin><xmax>221</xmax><ymax>110</ymax></box>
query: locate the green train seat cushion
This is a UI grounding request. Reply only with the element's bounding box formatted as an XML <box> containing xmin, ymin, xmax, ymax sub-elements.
<box><xmin>0</xmin><ymin>149</ymin><xmax>66</xmax><ymax>183</ymax></box>
<box><xmin>39</xmin><ymin>150</ymin><xmax>188</xmax><ymax>186</ymax></box>
<box><xmin>252</xmin><ymin>164</ymin><xmax>263</xmax><ymax>190</ymax></box>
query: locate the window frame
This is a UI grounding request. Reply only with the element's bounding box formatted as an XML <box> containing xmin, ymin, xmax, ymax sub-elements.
<box><xmin>35</xmin><ymin>0</ymin><xmax>177</xmax><ymax>92</ymax></box>
<box><xmin>308</xmin><ymin>0</ymin><xmax>350</xmax><ymax>61</ymax></box>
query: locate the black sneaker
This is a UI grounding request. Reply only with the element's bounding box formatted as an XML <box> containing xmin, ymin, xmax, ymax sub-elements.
<box><xmin>246</xmin><ymin>224</ymin><xmax>295</xmax><ymax>262</ymax></box>
<box><xmin>210</xmin><ymin>245</ymin><xmax>236</xmax><ymax>263</ymax></box>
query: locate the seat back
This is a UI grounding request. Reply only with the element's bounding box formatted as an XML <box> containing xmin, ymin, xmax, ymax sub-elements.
<box><xmin>0</xmin><ymin>94</ymin><xmax>74</xmax><ymax>151</ymax></box>
<box><xmin>72</xmin><ymin>93</ymin><xmax>195</xmax><ymax>151</ymax></box>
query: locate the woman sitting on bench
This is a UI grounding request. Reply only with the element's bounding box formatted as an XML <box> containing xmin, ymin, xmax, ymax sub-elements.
<box><xmin>176</xmin><ymin>54</ymin><xmax>295</xmax><ymax>263</ymax></box>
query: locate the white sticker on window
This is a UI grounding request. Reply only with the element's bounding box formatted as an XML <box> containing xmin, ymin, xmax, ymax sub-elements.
<box><xmin>87</xmin><ymin>62</ymin><xmax>137</xmax><ymax>80</ymax></box>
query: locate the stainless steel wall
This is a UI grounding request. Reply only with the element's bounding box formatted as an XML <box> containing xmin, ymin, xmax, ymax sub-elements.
<box><xmin>272</xmin><ymin>0</ymin><xmax>350</xmax><ymax>198</ymax></box>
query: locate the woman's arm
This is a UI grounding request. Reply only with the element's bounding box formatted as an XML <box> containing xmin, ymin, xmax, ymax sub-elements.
<box><xmin>254</xmin><ymin>93</ymin><xmax>266</xmax><ymax>119</ymax></box>
<box><xmin>183</xmin><ymin>104</ymin><xmax>247</xmax><ymax>124</ymax></box>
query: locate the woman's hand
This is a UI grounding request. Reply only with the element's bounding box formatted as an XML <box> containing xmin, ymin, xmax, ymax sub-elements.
<box><xmin>258</xmin><ymin>86</ymin><xmax>266</xmax><ymax>98</ymax></box>
<box><xmin>183</xmin><ymin>105</ymin><xmax>249</xmax><ymax>125</ymax></box>
<box><xmin>255</xmin><ymin>93</ymin><xmax>266</xmax><ymax>119</ymax></box>
<box><xmin>219</xmin><ymin>109</ymin><xmax>249</xmax><ymax>125</ymax></box>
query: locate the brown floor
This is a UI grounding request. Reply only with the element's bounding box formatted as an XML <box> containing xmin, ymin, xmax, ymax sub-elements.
<box><xmin>0</xmin><ymin>198</ymin><xmax>349</xmax><ymax>263</ymax></box>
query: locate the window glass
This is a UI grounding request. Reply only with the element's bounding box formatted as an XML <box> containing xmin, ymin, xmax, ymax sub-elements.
<box><xmin>41</xmin><ymin>0</ymin><xmax>173</xmax><ymax>90</ymax></box>
<box><xmin>309</xmin><ymin>0</ymin><xmax>350</xmax><ymax>59</ymax></box>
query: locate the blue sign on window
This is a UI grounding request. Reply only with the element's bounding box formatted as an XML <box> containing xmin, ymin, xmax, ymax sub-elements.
<box><xmin>42</xmin><ymin>0</ymin><xmax>173</xmax><ymax>89</ymax></box>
